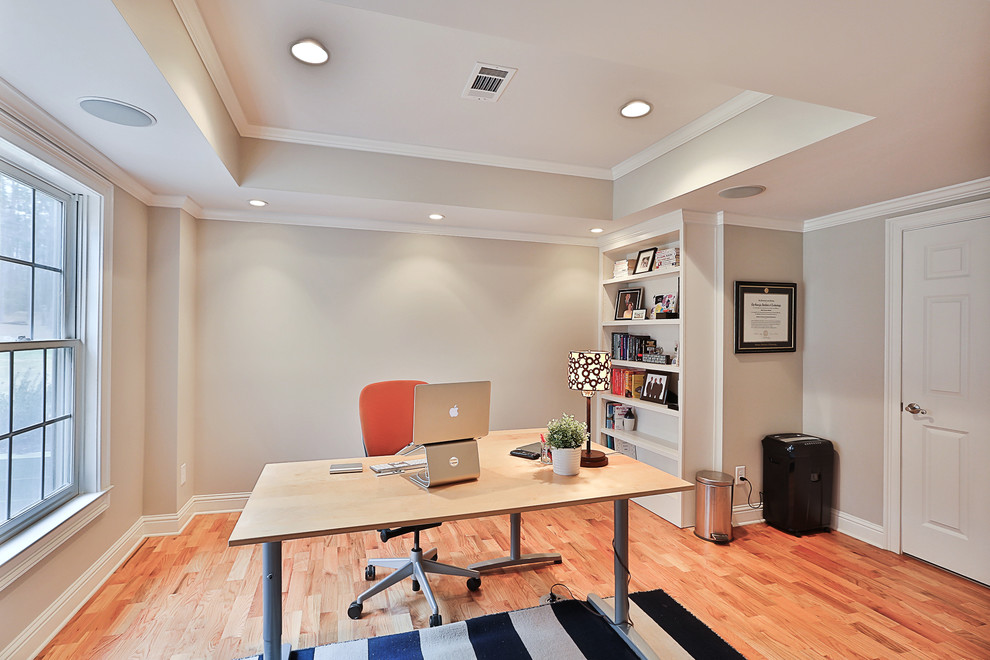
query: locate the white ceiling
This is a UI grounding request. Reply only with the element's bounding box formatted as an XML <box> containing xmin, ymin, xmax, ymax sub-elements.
<box><xmin>1</xmin><ymin>0</ymin><xmax>988</xmax><ymax>240</ymax></box>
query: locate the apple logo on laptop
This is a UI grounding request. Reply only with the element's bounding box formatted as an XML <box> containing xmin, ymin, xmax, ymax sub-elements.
<box><xmin>449</xmin><ymin>405</ymin><xmax>459</xmax><ymax>418</ymax></box>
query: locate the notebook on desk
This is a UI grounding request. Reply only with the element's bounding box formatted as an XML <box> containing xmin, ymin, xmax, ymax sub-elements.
<box><xmin>408</xmin><ymin>381</ymin><xmax>490</xmax><ymax>488</ymax></box>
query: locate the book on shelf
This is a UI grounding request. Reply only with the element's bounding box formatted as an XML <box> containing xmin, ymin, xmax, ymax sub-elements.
<box><xmin>610</xmin><ymin>332</ymin><xmax>654</xmax><ymax>361</ymax></box>
<box><xmin>654</xmin><ymin>247</ymin><xmax>680</xmax><ymax>268</ymax></box>
<box><xmin>609</xmin><ymin>366</ymin><xmax>646</xmax><ymax>397</ymax></box>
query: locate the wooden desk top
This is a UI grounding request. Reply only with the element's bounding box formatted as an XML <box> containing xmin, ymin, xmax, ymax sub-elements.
<box><xmin>229</xmin><ymin>428</ymin><xmax>692</xmax><ymax>547</ymax></box>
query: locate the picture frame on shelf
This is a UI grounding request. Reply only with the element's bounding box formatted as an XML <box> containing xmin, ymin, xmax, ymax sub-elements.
<box><xmin>634</xmin><ymin>248</ymin><xmax>657</xmax><ymax>274</ymax></box>
<box><xmin>631</xmin><ymin>309</ymin><xmax>646</xmax><ymax>320</ymax></box>
<box><xmin>615</xmin><ymin>288</ymin><xmax>643</xmax><ymax>320</ymax></box>
<box><xmin>734</xmin><ymin>281</ymin><xmax>797</xmax><ymax>353</ymax></box>
<box><xmin>640</xmin><ymin>371</ymin><xmax>668</xmax><ymax>404</ymax></box>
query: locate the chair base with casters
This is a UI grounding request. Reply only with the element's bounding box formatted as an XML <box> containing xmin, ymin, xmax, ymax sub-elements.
<box><xmin>348</xmin><ymin>524</ymin><xmax>481</xmax><ymax>627</ymax></box>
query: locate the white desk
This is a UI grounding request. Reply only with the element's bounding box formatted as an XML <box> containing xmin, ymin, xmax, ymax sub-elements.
<box><xmin>229</xmin><ymin>428</ymin><xmax>693</xmax><ymax>659</ymax></box>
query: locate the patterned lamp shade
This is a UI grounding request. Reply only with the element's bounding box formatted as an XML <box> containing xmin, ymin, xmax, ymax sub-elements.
<box><xmin>567</xmin><ymin>350</ymin><xmax>612</xmax><ymax>392</ymax></box>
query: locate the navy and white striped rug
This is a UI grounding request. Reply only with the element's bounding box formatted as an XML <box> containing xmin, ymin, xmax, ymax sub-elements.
<box><xmin>244</xmin><ymin>589</ymin><xmax>742</xmax><ymax>659</ymax></box>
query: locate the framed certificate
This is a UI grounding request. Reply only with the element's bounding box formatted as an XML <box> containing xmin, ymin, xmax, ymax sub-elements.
<box><xmin>734</xmin><ymin>281</ymin><xmax>797</xmax><ymax>353</ymax></box>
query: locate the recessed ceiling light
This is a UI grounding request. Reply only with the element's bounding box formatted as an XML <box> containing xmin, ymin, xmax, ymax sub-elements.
<box><xmin>290</xmin><ymin>38</ymin><xmax>329</xmax><ymax>65</ymax></box>
<box><xmin>248</xmin><ymin>199</ymin><xmax>268</xmax><ymax>207</ymax></box>
<box><xmin>428</xmin><ymin>213</ymin><xmax>444</xmax><ymax>221</ymax></box>
<box><xmin>619</xmin><ymin>100</ymin><xmax>652</xmax><ymax>118</ymax></box>
<box><xmin>78</xmin><ymin>97</ymin><xmax>156</xmax><ymax>127</ymax></box>
<box><xmin>590</xmin><ymin>228</ymin><xmax>604</xmax><ymax>233</ymax></box>
<box><xmin>718</xmin><ymin>185</ymin><xmax>767</xmax><ymax>199</ymax></box>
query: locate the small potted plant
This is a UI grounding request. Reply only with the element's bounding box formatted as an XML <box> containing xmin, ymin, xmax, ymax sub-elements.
<box><xmin>546</xmin><ymin>413</ymin><xmax>586</xmax><ymax>476</ymax></box>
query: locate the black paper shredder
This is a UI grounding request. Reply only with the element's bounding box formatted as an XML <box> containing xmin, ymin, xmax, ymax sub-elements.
<box><xmin>762</xmin><ymin>433</ymin><xmax>834</xmax><ymax>536</ymax></box>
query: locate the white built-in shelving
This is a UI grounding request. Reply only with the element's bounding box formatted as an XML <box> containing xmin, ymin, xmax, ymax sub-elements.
<box><xmin>595</xmin><ymin>211</ymin><xmax>717</xmax><ymax>528</ymax></box>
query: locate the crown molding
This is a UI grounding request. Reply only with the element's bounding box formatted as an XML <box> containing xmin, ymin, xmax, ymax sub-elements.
<box><xmin>172</xmin><ymin>0</ymin><xmax>248</xmax><ymax>130</ymax></box>
<box><xmin>0</xmin><ymin>76</ymin><xmax>155</xmax><ymax>205</ymax></box>
<box><xmin>611</xmin><ymin>91</ymin><xmax>773</xmax><ymax>179</ymax></box>
<box><xmin>199</xmin><ymin>208</ymin><xmax>599</xmax><ymax>247</ymax></box>
<box><xmin>150</xmin><ymin>194</ymin><xmax>205</xmax><ymax>217</ymax></box>
<box><xmin>803</xmin><ymin>176</ymin><xmax>990</xmax><ymax>232</ymax></box>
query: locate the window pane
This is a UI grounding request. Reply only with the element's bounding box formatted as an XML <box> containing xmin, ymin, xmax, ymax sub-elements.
<box><xmin>0</xmin><ymin>261</ymin><xmax>31</xmax><ymax>341</ymax></box>
<box><xmin>46</xmin><ymin>347</ymin><xmax>73</xmax><ymax>420</ymax></box>
<box><xmin>43</xmin><ymin>419</ymin><xmax>72</xmax><ymax>496</ymax></box>
<box><xmin>33</xmin><ymin>268</ymin><xmax>64</xmax><ymax>340</ymax></box>
<box><xmin>34</xmin><ymin>192</ymin><xmax>64</xmax><ymax>269</ymax></box>
<box><xmin>0</xmin><ymin>174</ymin><xmax>33</xmax><ymax>261</ymax></box>
<box><xmin>12</xmin><ymin>349</ymin><xmax>43</xmax><ymax>431</ymax></box>
<box><xmin>0</xmin><ymin>440</ymin><xmax>8</xmax><ymax>522</ymax></box>
<box><xmin>0</xmin><ymin>352</ymin><xmax>8</xmax><ymax>435</ymax></box>
<box><xmin>11</xmin><ymin>428</ymin><xmax>43</xmax><ymax>517</ymax></box>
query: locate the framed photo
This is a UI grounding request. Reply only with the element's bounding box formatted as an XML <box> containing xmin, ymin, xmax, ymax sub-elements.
<box><xmin>734</xmin><ymin>281</ymin><xmax>797</xmax><ymax>353</ymax></box>
<box><xmin>631</xmin><ymin>309</ymin><xmax>646</xmax><ymax>320</ymax></box>
<box><xmin>634</xmin><ymin>248</ymin><xmax>657</xmax><ymax>274</ymax></box>
<box><xmin>640</xmin><ymin>371</ymin><xmax>668</xmax><ymax>404</ymax></box>
<box><xmin>615</xmin><ymin>288</ymin><xmax>643</xmax><ymax>320</ymax></box>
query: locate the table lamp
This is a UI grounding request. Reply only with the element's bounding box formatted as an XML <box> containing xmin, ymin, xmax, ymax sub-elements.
<box><xmin>567</xmin><ymin>350</ymin><xmax>612</xmax><ymax>467</ymax></box>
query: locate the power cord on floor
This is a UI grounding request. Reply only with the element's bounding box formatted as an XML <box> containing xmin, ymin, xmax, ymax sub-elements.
<box><xmin>738</xmin><ymin>476</ymin><xmax>763</xmax><ymax>509</ymax></box>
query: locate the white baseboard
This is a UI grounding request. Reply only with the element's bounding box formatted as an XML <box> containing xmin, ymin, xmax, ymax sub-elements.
<box><xmin>731</xmin><ymin>504</ymin><xmax>764</xmax><ymax>527</ymax></box>
<box><xmin>4</xmin><ymin>516</ymin><xmax>146</xmax><ymax>660</ymax></box>
<box><xmin>832</xmin><ymin>510</ymin><xmax>885</xmax><ymax>548</ymax></box>
<box><xmin>6</xmin><ymin>492</ymin><xmax>250</xmax><ymax>660</ymax></box>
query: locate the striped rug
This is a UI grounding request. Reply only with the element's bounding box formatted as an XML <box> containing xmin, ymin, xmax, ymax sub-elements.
<box><xmin>243</xmin><ymin>589</ymin><xmax>742</xmax><ymax>659</ymax></box>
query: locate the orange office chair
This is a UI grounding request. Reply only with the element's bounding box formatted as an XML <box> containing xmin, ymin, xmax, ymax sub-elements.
<box><xmin>347</xmin><ymin>380</ymin><xmax>481</xmax><ymax>627</ymax></box>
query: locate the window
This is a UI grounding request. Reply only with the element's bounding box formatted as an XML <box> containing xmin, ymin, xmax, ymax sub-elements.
<box><xmin>0</xmin><ymin>162</ymin><xmax>79</xmax><ymax>543</ymax></box>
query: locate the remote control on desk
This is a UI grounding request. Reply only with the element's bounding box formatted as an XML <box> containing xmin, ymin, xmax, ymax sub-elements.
<box><xmin>509</xmin><ymin>449</ymin><xmax>540</xmax><ymax>460</ymax></box>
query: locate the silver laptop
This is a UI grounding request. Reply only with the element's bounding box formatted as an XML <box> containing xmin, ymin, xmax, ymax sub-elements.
<box><xmin>412</xmin><ymin>381</ymin><xmax>491</xmax><ymax>446</ymax></box>
<box><xmin>408</xmin><ymin>381</ymin><xmax>490</xmax><ymax>488</ymax></box>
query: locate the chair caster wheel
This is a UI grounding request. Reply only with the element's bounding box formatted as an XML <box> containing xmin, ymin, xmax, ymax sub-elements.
<box><xmin>429</xmin><ymin>613</ymin><xmax>442</xmax><ymax>627</ymax></box>
<box><xmin>365</xmin><ymin>565</ymin><xmax>376</xmax><ymax>580</ymax></box>
<box><xmin>412</xmin><ymin>579</ymin><xmax>420</xmax><ymax>592</ymax></box>
<box><xmin>347</xmin><ymin>601</ymin><xmax>363</xmax><ymax>620</ymax></box>
<box><xmin>466</xmin><ymin>577</ymin><xmax>481</xmax><ymax>591</ymax></box>
<box><xmin>380</xmin><ymin>530</ymin><xmax>389</xmax><ymax>542</ymax></box>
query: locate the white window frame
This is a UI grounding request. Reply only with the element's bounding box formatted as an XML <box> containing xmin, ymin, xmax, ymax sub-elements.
<box><xmin>0</xmin><ymin>163</ymin><xmax>81</xmax><ymax>544</ymax></box>
<box><xmin>0</xmin><ymin>109</ymin><xmax>112</xmax><ymax>591</ymax></box>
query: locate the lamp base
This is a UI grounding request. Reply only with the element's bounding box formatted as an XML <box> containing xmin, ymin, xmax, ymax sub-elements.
<box><xmin>581</xmin><ymin>449</ymin><xmax>609</xmax><ymax>468</ymax></box>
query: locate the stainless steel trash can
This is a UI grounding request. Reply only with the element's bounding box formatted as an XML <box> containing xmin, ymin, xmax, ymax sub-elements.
<box><xmin>694</xmin><ymin>470</ymin><xmax>733</xmax><ymax>543</ymax></box>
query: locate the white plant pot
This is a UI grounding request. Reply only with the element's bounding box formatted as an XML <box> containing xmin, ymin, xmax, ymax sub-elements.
<box><xmin>552</xmin><ymin>447</ymin><xmax>582</xmax><ymax>476</ymax></box>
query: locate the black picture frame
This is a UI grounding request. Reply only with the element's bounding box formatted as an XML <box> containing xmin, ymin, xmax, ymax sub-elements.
<box><xmin>614</xmin><ymin>288</ymin><xmax>643</xmax><ymax>320</ymax></box>
<box><xmin>633</xmin><ymin>248</ymin><xmax>657</xmax><ymax>274</ymax></box>
<box><xmin>640</xmin><ymin>371</ymin><xmax>668</xmax><ymax>403</ymax></box>
<box><xmin>734</xmin><ymin>281</ymin><xmax>797</xmax><ymax>353</ymax></box>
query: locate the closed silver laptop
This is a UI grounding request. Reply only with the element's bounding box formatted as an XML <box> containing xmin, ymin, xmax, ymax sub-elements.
<box><xmin>408</xmin><ymin>381</ymin><xmax>490</xmax><ymax>488</ymax></box>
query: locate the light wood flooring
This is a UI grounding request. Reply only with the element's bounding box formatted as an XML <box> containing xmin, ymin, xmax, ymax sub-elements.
<box><xmin>37</xmin><ymin>504</ymin><xmax>990</xmax><ymax>659</ymax></box>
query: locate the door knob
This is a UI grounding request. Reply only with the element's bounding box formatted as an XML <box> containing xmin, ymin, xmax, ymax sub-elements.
<box><xmin>904</xmin><ymin>402</ymin><xmax>927</xmax><ymax>415</ymax></box>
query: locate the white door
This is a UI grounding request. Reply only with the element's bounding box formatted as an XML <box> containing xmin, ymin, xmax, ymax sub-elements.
<box><xmin>901</xmin><ymin>216</ymin><xmax>989</xmax><ymax>584</ymax></box>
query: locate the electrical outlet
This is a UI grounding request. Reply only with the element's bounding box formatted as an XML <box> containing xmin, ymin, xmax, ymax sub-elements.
<box><xmin>734</xmin><ymin>465</ymin><xmax>746</xmax><ymax>484</ymax></box>
<box><xmin>180</xmin><ymin>463</ymin><xmax>187</xmax><ymax>486</ymax></box>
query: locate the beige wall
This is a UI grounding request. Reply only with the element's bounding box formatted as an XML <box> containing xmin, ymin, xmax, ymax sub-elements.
<box><xmin>720</xmin><ymin>223</ymin><xmax>804</xmax><ymax>503</ymax></box>
<box><xmin>193</xmin><ymin>221</ymin><xmax>599</xmax><ymax>495</ymax></box>
<box><xmin>0</xmin><ymin>187</ymin><xmax>149</xmax><ymax>653</ymax></box>
<box><xmin>802</xmin><ymin>218</ymin><xmax>885</xmax><ymax>525</ymax></box>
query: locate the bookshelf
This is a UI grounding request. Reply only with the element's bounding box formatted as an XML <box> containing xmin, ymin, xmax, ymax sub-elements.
<box><xmin>596</xmin><ymin>211</ymin><xmax>717</xmax><ymax>528</ymax></box>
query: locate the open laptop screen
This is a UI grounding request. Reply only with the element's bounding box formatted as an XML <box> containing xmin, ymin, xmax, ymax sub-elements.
<box><xmin>412</xmin><ymin>381</ymin><xmax>491</xmax><ymax>445</ymax></box>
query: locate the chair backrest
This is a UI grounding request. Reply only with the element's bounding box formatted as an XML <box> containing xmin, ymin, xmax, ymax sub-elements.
<box><xmin>359</xmin><ymin>380</ymin><xmax>427</xmax><ymax>457</ymax></box>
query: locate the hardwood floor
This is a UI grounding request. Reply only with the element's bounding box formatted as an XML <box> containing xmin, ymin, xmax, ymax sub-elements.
<box><xmin>38</xmin><ymin>504</ymin><xmax>990</xmax><ymax>659</ymax></box>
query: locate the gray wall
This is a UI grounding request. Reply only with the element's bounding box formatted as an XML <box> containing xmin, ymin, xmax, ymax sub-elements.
<box><xmin>192</xmin><ymin>221</ymin><xmax>599</xmax><ymax>495</ymax></box>
<box><xmin>803</xmin><ymin>218</ymin><xmax>886</xmax><ymax>524</ymax></box>
<box><xmin>720</xmin><ymin>224</ymin><xmax>804</xmax><ymax>502</ymax></box>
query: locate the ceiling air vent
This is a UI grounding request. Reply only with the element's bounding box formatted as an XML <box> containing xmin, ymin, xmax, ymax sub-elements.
<box><xmin>461</xmin><ymin>62</ymin><xmax>517</xmax><ymax>102</ymax></box>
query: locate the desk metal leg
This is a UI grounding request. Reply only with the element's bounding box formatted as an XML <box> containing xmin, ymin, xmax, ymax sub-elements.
<box><xmin>587</xmin><ymin>499</ymin><xmax>660</xmax><ymax>660</ymax></box>
<box><xmin>262</xmin><ymin>542</ymin><xmax>291</xmax><ymax>660</ymax></box>
<box><xmin>468</xmin><ymin>512</ymin><xmax>562</xmax><ymax>572</ymax></box>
